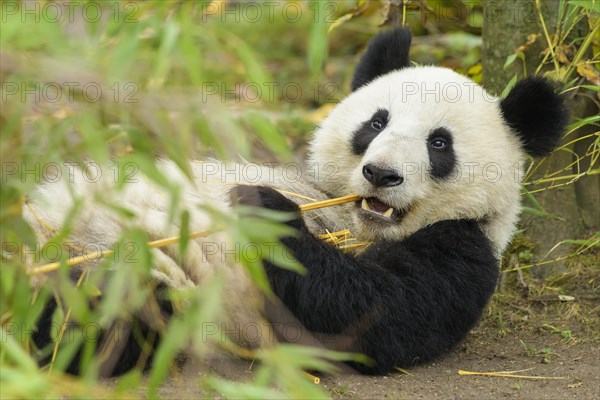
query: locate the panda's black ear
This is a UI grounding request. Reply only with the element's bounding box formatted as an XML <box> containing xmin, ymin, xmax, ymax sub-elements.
<box><xmin>351</xmin><ymin>28</ymin><xmax>412</xmax><ymax>91</ymax></box>
<box><xmin>500</xmin><ymin>77</ymin><xmax>568</xmax><ymax>157</ymax></box>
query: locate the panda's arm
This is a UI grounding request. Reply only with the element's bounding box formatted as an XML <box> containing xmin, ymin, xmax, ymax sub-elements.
<box><xmin>232</xmin><ymin>185</ymin><xmax>499</xmax><ymax>374</ymax></box>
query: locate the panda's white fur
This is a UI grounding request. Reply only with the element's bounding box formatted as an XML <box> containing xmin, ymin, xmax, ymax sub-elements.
<box><xmin>28</xmin><ymin>28</ymin><xmax>566</xmax><ymax>375</ymax></box>
<box><xmin>26</xmin><ymin>160</ymin><xmax>347</xmax><ymax>349</ymax></box>
<box><xmin>27</xmin><ymin>161</ymin><xmax>345</xmax><ymax>288</ymax></box>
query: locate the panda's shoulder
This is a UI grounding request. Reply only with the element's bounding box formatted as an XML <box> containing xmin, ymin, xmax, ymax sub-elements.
<box><xmin>365</xmin><ymin>219</ymin><xmax>498</xmax><ymax>274</ymax></box>
<box><xmin>407</xmin><ymin>219</ymin><xmax>495</xmax><ymax>257</ymax></box>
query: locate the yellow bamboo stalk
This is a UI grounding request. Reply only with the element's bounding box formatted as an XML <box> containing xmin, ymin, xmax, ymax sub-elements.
<box><xmin>303</xmin><ymin>371</ymin><xmax>321</xmax><ymax>384</ymax></box>
<box><xmin>299</xmin><ymin>194</ymin><xmax>361</xmax><ymax>212</ymax></box>
<box><xmin>394</xmin><ymin>367</ymin><xmax>413</xmax><ymax>375</ymax></box>
<box><xmin>27</xmin><ymin>229</ymin><xmax>212</xmax><ymax>276</ymax></box>
<box><xmin>338</xmin><ymin>243</ymin><xmax>370</xmax><ymax>251</ymax></box>
<box><xmin>27</xmin><ymin>194</ymin><xmax>362</xmax><ymax>276</ymax></box>
<box><xmin>318</xmin><ymin>229</ymin><xmax>351</xmax><ymax>240</ymax></box>
<box><xmin>49</xmin><ymin>269</ymin><xmax>89</xmax><ymax>372</ymax></box>
<box><xmin>458</xmin><ymin>369</ymin><xmax>565</xmax><ymax>380</ymax></box>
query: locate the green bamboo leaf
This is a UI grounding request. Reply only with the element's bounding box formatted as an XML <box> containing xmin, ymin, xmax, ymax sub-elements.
<box><xmin>503</xmin><ymin>53</ymin><xmax>518</xmax><ymax>70</ymax></box>
<box><xmin>521</xmin><ymin>187</ymin><xmax>544</xmax><ymax>211</ymax></box>
<box><xmin>50</xmin><ymin>298</ymin><xmax>65</xmax><ymax>337</ymax></box>
<box><xmin>501</xmin><ymin>74</ymin><xmax>518</xmax><ymax>98</ymax></box>
<box><xmin>229</xmin><ymin>229</ymin><xmax>272</xmax><ymax>295</ymax></box>
<box><xmin>57</xmin><ymin>276</ymin><xmax>91</xmax><ymax>324</ymax></box>
<box><xmin>561</xmin><ymin>238</ymin><xmax>600</xmax><ymax>246</ymax></box>
<box><xmin>115</xmin><ymin>370</ymin><xmax>142</xmax><ymax>393</ymax></box>
<box><xmin>206</xmin><ymin>377</ymin><xmax>289</xmax><ymax>400</ymax></box>
<box><xmin>96</xmin><ymin>198</ymin><xmax>137</xmax><ymax>219</ymax></box>
<box><xmin>50</xmin><ymin>329</ymin><xmax>85</xmax><ymax>373</ymax></box>
<box><xmin>1</xmin><ymin>216</ymin><xmax>38</xmax><ymax>252</ymax></box>
<box><xmin>265</xmin><ymin>243</ymin><xmax>305</xmax><ymax>274</ymax></box>
<box><xmin>579</xmin><ymin>84</ymin><xmax>600</xmax><ymax>91</ymax></box>
<box><xmin>244</xmin><ymin>112</ymin><xmax>292</xmax><ymax>159</ymax></box>
<box><xmin>239</xmin><ymin>218</ymin><xmax>297</xmax><ymax>239</ymax></box>
<box><xmin>148</xmin><ymin>318</ymin><xmax>187</xmax><ymax>397</ymax></box>
<box><xmin>308</xmin><ymin>0</ymin><xmax>329</xmax><ymax>77</ymax></box>
<box><xmin>566</xmin><ymin>115</ymin><xmax>600</xmax><ymax>133</ymax></box>
<box><xmin>74</xmin><ymin>113</ymin><xmax>110</xmax><ymax>164</ymax></box>
<box><xmin>237</xmin><ymin>205</ymin><xmax>300</xmax><ymax>224</ymax></box>
<box><xmin>521</xmin><ymin>206</ymin><xmax>563</xmax><ymax>220</ymax></box>
<box><xmin>123</xmin><ymin>228</ymin><xmax>154</xmax><ymax>273</ymax></box>
<box><xmin>328</xmin><ymin>13</ymin><xmax>354</xmax><ymax>33</ymax></box>
<box><xmin>179</xmin><ymin>13</ymin><xmax>204</xmax><ymax>86</ymax></box>
<box><xmin>108</xmin><ymin>32</ymin><xmax>140</xmax><ymax>79</ymax></box>
<box><xmin>193</xmin><ymin>115</ymin><xmax>226</xmax><ymax>158</ymax></box>
<box><xmin>149</xmin><ymin>21</ymin><xmax>181</xmax><ymax>89</ymax></box>
<box><xmin>503</xmin><ymin>52</ymin><xmax>525</xmax><ymax>71</ymax></box>
<box><xmin>561</xmin><ymin>0</ymin><xmax>583</xmax><ymax>32</ymax></box>
<box><xmin>1</xmin><ymin>332</ymin><xmax>39</xmax><ymax>372</ymax></box>
<box><xmin>126</xmin><ymin>126</ymin><xmax>158</xmax><ymax>154</ymax></box>
<box><xmin>567</xmin><ymin>0</ymin><xmax>597</xmax><ymax>10</ymax></box>
<box><xmin>179</xmin><ymin>210</ymin><xmax>190</xmax><ymax>257</ymax></box>
<box><xmin>122</xmin><ymin>154</ymin><xmax>171</xmax><ymax>190</ymax></box>
<box><xmin>223</xmin><ymin>32</ymin><xmax>272</xmax><ymax>86</ymax></box>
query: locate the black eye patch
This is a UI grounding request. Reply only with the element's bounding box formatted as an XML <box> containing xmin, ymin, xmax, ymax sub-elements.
<box><xmin>427</xmin><ymin>127</ymin><xmax>456</xmax><ymax>180</ymax></box>
<box><xmin>351</xmin><ymin>109</ymin><xmax>389</xmax><ymax>155</ymax></box>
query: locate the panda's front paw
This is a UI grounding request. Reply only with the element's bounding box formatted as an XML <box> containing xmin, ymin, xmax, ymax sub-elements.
<box><xmin>230</xmin><ymin>185</ymin><xmax>305</xmax><ymax>231</ymax></box>
<box><xmin>230</xmin><ymin>185</ymin><xmax>298</xmax><ymax>212</ymax></box>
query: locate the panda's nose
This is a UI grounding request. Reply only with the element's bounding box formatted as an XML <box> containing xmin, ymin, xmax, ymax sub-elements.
<box><xmin>362</xmin><ymin>164</ymin><xmax>404</xmax><ymax>187</ymax></box>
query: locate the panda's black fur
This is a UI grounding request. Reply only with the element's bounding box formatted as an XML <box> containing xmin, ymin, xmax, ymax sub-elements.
<box><xmin>500</xmin><ymin>77</ymin><xmax>568</xmax><ymax>156</ymax></box>
<box><xmin>31</xmin><ymin>28</ymin><xmax>568</xmax><ymax>376</ymax></box>
<box><xmin>351</xmin><ymin>28</ymin><xmax>412</xmax><ymax>91</ymax></box>
<box><xmin>33</xmin><ymin>284</ymin><xmax>173</xmax><ymax>376</ymax></box>
<box><xmin>233</xmin><ymin>185</ymin><xmax>499</xmax><ymax>374</ymax></box>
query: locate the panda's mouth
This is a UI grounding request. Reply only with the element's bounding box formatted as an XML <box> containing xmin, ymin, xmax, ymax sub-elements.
<box><xmin>357</xmin><ymin>197</ymin><xmax>407</xmax><ymax>221</ymax></box>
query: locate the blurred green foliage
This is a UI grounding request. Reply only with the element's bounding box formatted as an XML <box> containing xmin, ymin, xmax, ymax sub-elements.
<box><xmin>0</xmin><ymin>0</ymin><xmax>598</xmax><ymax>398</ymax></box>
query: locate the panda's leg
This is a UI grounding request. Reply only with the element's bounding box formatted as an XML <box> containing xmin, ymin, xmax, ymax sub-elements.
<box><xmin>32</xmin><ymin>281</ymin><xmax>174</xmax><ymax>377</ymax></box>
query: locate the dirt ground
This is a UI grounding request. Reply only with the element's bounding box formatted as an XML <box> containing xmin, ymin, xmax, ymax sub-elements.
<box><xmin>156</xmin><ymin>333</ymin><xmax>599</xmax><ymax>400</ymax></box>
<box><xmin>149</xmin><ymin>287</ymin><xmax>599</xmax><ymax>400</ymax></box>
<box><xmin>321</xmin><ymin>328</ymin><xmax>600</xmax><ymax>399</ymax></box>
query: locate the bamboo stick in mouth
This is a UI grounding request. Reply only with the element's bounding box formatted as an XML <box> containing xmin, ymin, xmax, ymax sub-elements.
<box><xmin>298</xmin><ymin>194</ymin><xmax>361</xmax><ymax>212</ymax></box>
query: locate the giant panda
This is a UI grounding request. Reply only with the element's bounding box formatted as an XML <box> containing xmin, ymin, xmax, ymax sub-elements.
<box><xmin>28</xmin><ymin>28</ymin><xmax>567</xmax><ymax>376</ymax></box>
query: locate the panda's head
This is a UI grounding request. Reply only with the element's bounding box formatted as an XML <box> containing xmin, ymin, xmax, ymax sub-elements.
<box><xmin>309</xmin><ymin>28</ymin><xmax>568</xmax><ymax>255</ymax></box>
